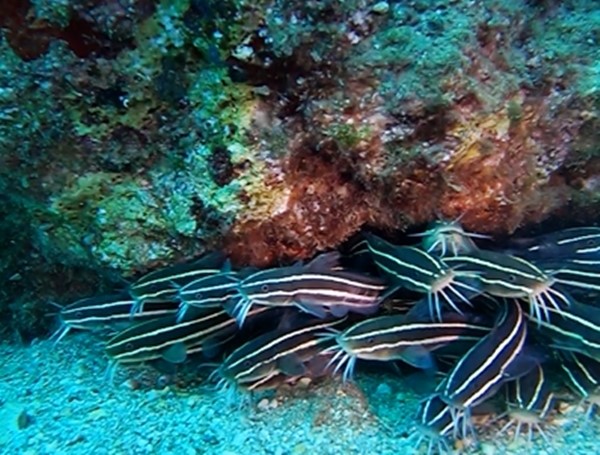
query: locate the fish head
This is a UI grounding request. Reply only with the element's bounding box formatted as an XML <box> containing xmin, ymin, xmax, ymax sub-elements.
<box><xmin>334</xmin><ymin>315</ymin><xmax>404</xmax><ymax>361</ymax></box>
<box><xmin>460</xmin><ymin>251</ymin><xmax>551</xmax><ymax>298</ymax></box>
<box><xmin>59</xmin><ymin>293</ymin><xmax>134</xmax><ymax>331</ymax></box>
<box><xmin>237</xmin><ymin>267</ymin><xmax>299</xmax><ymax>306</ymax></box>
<box><xmin>220</xmin><ymin>346</ymin><xmax>277</xmax><ymax>385</ymax></box>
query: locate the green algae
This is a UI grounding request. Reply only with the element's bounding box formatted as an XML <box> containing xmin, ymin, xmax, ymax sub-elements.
<box><xmin>324</xmin><ymin>122</ymin><xmax>373</xmax><ymax>150</ymax></box>
<box><xmin>30</xmin><ymin>0</ymin><xmax>72</xmax><ymax>27</ymax></box>
<box><xmin>184</xmin><ymin>144</ymin><xmax>243</xmax><ymax>222</ymax></box>
<box><xmin>263</xmin><ymin>0</ymin><xmax>366</xmax><ymax>59</ymax></box>
<box><xmin>9</xmin><ymin>0</ymin><xmax>266</xmax><ymax>271</ymax></box>
<box><xmin>351</xmin><ymin>3</ymin><xmax>475</xmax><ymax>106</ymax></box>
<box><xmin>0</xmin><ymin>39</ymin><xmax>70</xmax><ymax>157</ymax></box>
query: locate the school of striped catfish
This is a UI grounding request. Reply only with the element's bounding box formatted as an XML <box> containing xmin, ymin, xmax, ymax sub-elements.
<box><xmin>52</xmin><ymin>221</ymin><xmax>600</xmax><ymax>453</ymax></box>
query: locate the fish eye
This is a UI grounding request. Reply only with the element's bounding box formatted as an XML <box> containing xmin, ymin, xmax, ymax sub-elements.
<box><xmin>125</xmin><ymin>342</ymin><xmax>134</xmax><ymax>350</ymax></box>
<box><xmin>507</xmin><ymin>274</ymin><xmax>517</xmax><ymax>282</ymax></box>
<box><xmin>587</xmin><ymin>239</ymin><xmax>597</xmax><ymax>246</ymax></box>
<box><xmin>261</xmin><ymin>284</ymin><xmax>269</xmax><ymax>292</ymax></box>
<box><xmin>367</xmin><ymin>337</ymin><xmax>375</xmax><ymax>345</ymax></box>
<box><xmin>195</xmin><ymin>292</ymin><xmax>203</xmax><ymax>299</ymax></box>
<box><xmin>243</xmin><ymin>359</ymin><xmax>253</xmax><ymax>368</ymax></box>
<box><xmin>75</xmin><ymin>311</ymin><xmax>83</xmax><ymax>318</ymax></box>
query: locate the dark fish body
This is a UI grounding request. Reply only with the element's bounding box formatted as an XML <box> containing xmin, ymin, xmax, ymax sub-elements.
<box><xmin>56</xmin><ymin>293</ymin><xmax>177</xmax><ymax>340</ymax></box>
<box><xmin>231</xmin><ymin>252</ymin><xmax>385</xmax><ymax>325</ymax></box>
<box><xmin>334</xmin><ymin>314</ymin><xmax>490</xmax><ymax>370</ymax></box>
<box><xmin>443</xmin><ymin>250</ymin><xmax>549</xmax><ymax>298</ymax></box>
<box><xmin>364</xmin><ymin>233</ymin><xmax>449</xmax><ymax>292</ymax></box>
<box><xmin>529</xmin><ymin>299</ymin><xmax>600</xmax><ymax>360</ymax></box>
<box><xmin>364</xmin><ymin>233</ymin><xmax>482</xmax><ymax>320</ymax></box>
<box><xmin>220</xmin><ymin>317</ymin><xmax>345</xmax><ymax>386</ymax></box>
<box><xmin>511</xmin><ymin>227</ymin><xmax>600</xmax><ymax>261</ymax></box>
<box><xmin>499</xmin><ymin>364</ymin><xmax>554</xmax><ymax>442</ymax></box>
<box><xmin>130</xmin><ymin>252</ymin><xmax>226</xmax><ymax>305</ymax></box>
<box><xmin>105</xmin><ymin>307</ymin><xmax>247</xmax><ymax>365</ymax></box>
<box><xmin>444</xmin><ymin>250</ymin><xmax>571</xmax><ymax>323</ymax></box>
<box><xmin>245</xmin><ymin>352</ymin><xmax>335</xmax><ymax>392</ymax></box>
<box><xmin>441</xmin><ymin>300</ymin><xmax>530</xmax><ymax>410</ymax></box>
<box><xmin>238</xmin><ymin>269</ymin><xmax>384</xmax><ymax>313</ymax></box>
<box><xmin>560</xmin><ymin>352</ymin><xmax>600</xmax><ymax>403</ymax></box>
<box><xmin>414</xmin><ymin>394</ymin><xmax>455</xmax><ymax>453</ymax></box>
<box><xmin>342</xmin><ymin>238</ymin><xmax>376</xmax><ymax>271</ymax></box>
<box><xmin>177</xmin><ymin>272</ymin><xmax>240</xmax><ymax>321</ymax></box>
<box><xmin>416</xmin><ymin>220</ymin><xmax>483</xmax><ymax>257</ymax></box>
<box><xmin>244</xmin><ymin>371</ymin><xmax>293</xmax><ymax>392</ymax></box>
<box><xmin>505</xmin><ymin>364</ymin><xmax>554</xmax><ymax>416</ymax></box>
<box><xmin>535</xmin><ymin>259</ymin><xmax>600</xmax><ymax>297</ymax></box>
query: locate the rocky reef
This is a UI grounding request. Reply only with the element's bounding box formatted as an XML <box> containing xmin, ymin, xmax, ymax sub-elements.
<box><xmin>1</xmin><ymin>0</ymin><xmax>599</xmax><ymax>338</ymax></box>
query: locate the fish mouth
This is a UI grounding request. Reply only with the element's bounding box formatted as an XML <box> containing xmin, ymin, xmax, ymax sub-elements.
<box><xmin>215</xmin><ymin>375</ymin><xmax>234</xmax><ymax>393</ymax></box>
<box><xmin>496</xmin><ymin>407</ymin><xmax>551</xmax><ymax>444</ymax></box>
<box><xmin>213</xmin><ymin>375</ymin><xmax>252</xmax><ymax>408</ymax></box>
<box><xmin>323</xmin><ymin>342</ymin><xmax>357</xmax><ymax>382</ymax></box>
<box><xmin>426</xmin><ymin>272</ymin><xmax>480</xmax><ymax>321</ymax></box>
<box><xmin>526</xmin><ymin>281</ymin><xmax>571</xmax><ymax>325</ymax></box>
<box><xmin>49</xmin><ymin>323</ymin><xmax>70</xmax><ymax>345</ymax></box>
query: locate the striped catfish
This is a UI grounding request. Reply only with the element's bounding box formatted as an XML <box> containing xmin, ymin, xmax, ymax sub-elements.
<box><xmin>413</xmin><ymin>394</ymin><xmax>459</xmax><ymax>455</ymax></box>
<box><xmin>244</xmin><ymin>351</ymin><xmax>334</xmax><ymax>392</ymax></box>
<box><xmin>440</xmin><ymin>300</ymin><xmax>533</xmax><ymax>429</ymax></box>
<box><xmin>443</xmin><ymin>250</ymin><xmax>572</xmax><ymax>324</ymax></box>
<box><xmin>51</xmin><ymin>293</ymin><xmax>177</xmax><ymax>343</ymax></box>
<box><xmin>528</xmin><ymin>299</ymin><xmax>600</xmax><ymax>360</ymax></box>
<box><xmin>535</xmin><ymin>258</ymin><xmax>600</xmax><ymax>298</ymax></box>
<box><xmin>364</xmin><ymin>233</ymin><xmax>482</xmax><ymax>321</ymax></box>
<box><xmin>411</xmin><ymin>219</ymin><xmax>486</xmax><ymax>257</ymax></box>
<box><xmin>176</xmin><ymin>271</ymin><xmax>241</xmax><ymax>322</ymax></box>
<box><xmin>510</xmin><ymin>227</ymin><xmax>600</xmax><ymax>261</ymax></box>
<box><xmin>498</xmin><ymin>364</ymin><xmax>554</xmax><ymax>443</ymax></box>
<box><xmin>560</xmin><ymin>352</ymin><xmax>600</xmax><ymax>417</ymax></box>
<box><xmin>229</xmin><ymin>252</ymin><xmax>385</xmax><ymax>327</ymax></box>
<box><xmin>326</xmin><ymin>313</ymin><xmax>490</xmax><ymax>380</ymax></box>
<box><xmin>105</xmin><ymin>307</ymin><xmax>270</xmax><ymax>366</ymax></box>
<box><xmin>218</xmin><ymin>317</ymin><xmax>345</xmax><ymax>388</ymax></box>
<box><xmin>129</xmin><ymin>252</ymin><xmax>226</xmax><ymax>313</ymax></box>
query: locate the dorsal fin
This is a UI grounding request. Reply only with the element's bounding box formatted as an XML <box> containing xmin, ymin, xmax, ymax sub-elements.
<box><xmin>305</xmin><ymin>251</ymin><xmax>341</xmax><ymax>272</ymax></box>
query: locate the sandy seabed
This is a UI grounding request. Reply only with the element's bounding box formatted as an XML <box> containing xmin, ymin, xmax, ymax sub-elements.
<box><xmin>1</xmin><ymin>333</ymin><xmax>599</xmax><ymax>455</ymax></box>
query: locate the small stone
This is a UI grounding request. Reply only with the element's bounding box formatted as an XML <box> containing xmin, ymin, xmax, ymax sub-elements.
<box><xmin>372</xmin><ymin>1</ymin><xmax>390</xmax><ymax>14</ymax></box>
<box><xmin>121</xmin><ymin>379</ymin><xmax>140</xmax><ymax>391</ymax></box>
<box><xmin>187</xmin><ymin>396</ymin><xmax>200</xmax><ymax>407</ymax></box>
<box><xmin>156</xmin><ymin>375</ymin><xmax>172</xmax><ymax>388</ymax></box>
<box><xmin>17</xmin><ymin>410</ymin><xmax>33</xmax><ymax>429</ymax></box>
<box><xmin>375</xmin><ymin>383</ymin><xmax>392</xmax><ymax>396</ymax></box>
<box><xmin>88</xmin><ymin>407</ymin><xmax>107</xmax><ymax>420</ymax></box>
<box><xmin>201</xmin><ymin>431</ymin><xmax>219</xmax><ymax>445</ymax></box>
<box><xmin>257</xmin><ymin>398</ymin><xmax>270</xmax><ymax>411</ymax></box>
<box><xmin>145</xmin><ymin>390</ymin><xmax>159</xmax><ymax>401</ymax></box>
<box><xmin>293</xmin><ymin>443</ymin><xmax>307</xmax><ymax>454</ymax></box>
<box><xmin>74</xmin><ymin>360</ymin><xmax>88</xmax><ymax>379</ymax></box>
<box><xmin>232</xmin><ymin>45</ymin><xmax>254</xmax><ymax>61</ymax></box>
<box><xmin>298</xmin><ymin>377</ymin><xmax>312</xmax><ymax>389</ymax></box>
<box><xmin>480</xmin><ymin>442</ymin><xmax>496</xmax><ymax>455</ymax></box>
<box><xmin>0</xmin><ymin>401</ymin><xmax>29</xmax><ymax>441</ymax></box>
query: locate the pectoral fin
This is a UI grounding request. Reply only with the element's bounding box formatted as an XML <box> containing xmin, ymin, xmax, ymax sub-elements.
<box><xmin>162</xmin><ymin>342</ymin><xmax>187</xmax><ymax>364</ymax></box>
<box><xmin>277</xmin><ymin>355</ymin><xmax>307</xmax><ymax>376</ymax></box>
<box><xmin>295</xmin><ymin>300</ymin><xmax>328</xmax><ymax>318</ymax></box>
<box><xmin>401</xmin><ymin>345</ymin><xmax>436</xmax><ymax>370</ymax></box>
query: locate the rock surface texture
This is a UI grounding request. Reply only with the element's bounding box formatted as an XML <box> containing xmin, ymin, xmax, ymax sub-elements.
<box><xmin>1</xmin><ymin>0</ymin><xmax>598</xmax><ymax>336</ymax></box>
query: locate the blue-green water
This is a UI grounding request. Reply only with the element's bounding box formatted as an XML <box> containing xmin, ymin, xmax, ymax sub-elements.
<box><xmin>1</xmin><ymin>1</ymin><xmax>600</xmax><ymax>453</ymax></box>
